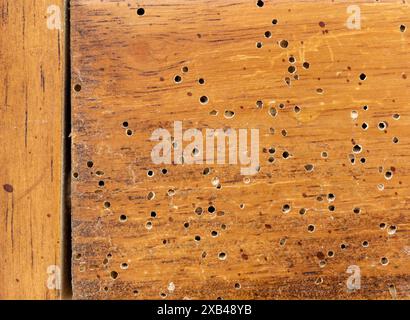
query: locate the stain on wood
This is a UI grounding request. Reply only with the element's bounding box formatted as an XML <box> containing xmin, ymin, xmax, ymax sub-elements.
<box><xmin>0</xmin><ymin>0</ymin><xmax>65</xmax><ymax>299</ymax></box>
<box><xmin>71</xmin><ymin>0</ymin><xmax>410</xmax><ymax>299</ymax></box>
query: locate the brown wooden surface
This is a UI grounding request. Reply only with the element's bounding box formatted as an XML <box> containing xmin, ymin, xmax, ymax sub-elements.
<box><xmin>71</xmin><ymin>0</ymin><xmax>410</xmax><ymax>299</ymax></box>
<box><xmin>0</xmin><ymin>0</ymin><xmax>65</xmax><ymax>299</ymax></box>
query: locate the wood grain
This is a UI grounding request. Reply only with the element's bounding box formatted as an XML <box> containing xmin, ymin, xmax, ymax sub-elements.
<box><xmin>71</xmin><ymin>0</ymin><xmax>410</xmax><ymax>299</ymax></box>
<box><xmin>0</xmin><ymin>0</ymin><xmax>65</xmax><ymax>299</ymax></box>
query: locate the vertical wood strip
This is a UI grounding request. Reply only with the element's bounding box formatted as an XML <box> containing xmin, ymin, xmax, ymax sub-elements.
<box><xmin>0</xmin><ymin>0</ymin><xmax>65</xmax><ymax>299</ymax></box>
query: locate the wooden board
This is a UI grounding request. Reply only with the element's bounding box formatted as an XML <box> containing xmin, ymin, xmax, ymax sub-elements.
<box><xmin>71</xmin><ymin>0</ymin><xmax>410</xmax><ymax>299</ymax></box>
<box><xmin>0</xmin><ymin>0</ymin><xmax>65</xmax><ymax>299</ymax></box>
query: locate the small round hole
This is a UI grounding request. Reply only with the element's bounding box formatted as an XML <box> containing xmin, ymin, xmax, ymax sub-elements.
<box><xmin>200</xmin><ymin>96</ymin><xmax>209</xmax><ymax>104</ymax></box>
<box><xmin>359</xmin><ymin>73</ymin><xmax>367</xmax><ymax>81</ymax></box>
<box><xmin>352</xmin><ymin>144</ymin><xmax>362</xmax><ymax>154</ymax></box>
<box><xmin>279</xmin><ymin>39</ymin><xmax>289</xmax><ymax>48</ymax></box>
<box><xmin>218</xmin><ymin>252</ymin><xmax>227</xmax><ymax>260</ymax></box>
<box><xmin>387</xmin><ymin>225</ymin><xmax>397</xmax><ymax>235</ymax></box>
<box><xmin>378</xmin><ymin>121</ymin><xmax>388</xmax><ymax>130</ymax></box>
<box><xmin>282</xmin><ymin>204</ymin><xmax>291</xmax><ymax>213</ymax></box>
<box><xmin>74</xmin><ymin>84</ymin><xmax>82</xmax><ymax>92</ymax></box>
<box><xmin>384</xmin><ymin>170</ymin><xmax>393</xmax><ymax>180</ymax></box>
<box><xmin>119</xmin><ymin>214</ymin><xmax>127</xmax><ymax>222</ymax></box>
<box><xmin>224</xmin><ymin>110</ymin><xmax>235</xmax><ymax>119</ymax></box>
<box><xmin>351</xmin><ymin>110</ymin><xmax>358</xmax><ymax>120</ymax></box>
<box><xmin>268</xmin><ymin>107</ymin><xmax>277</xmax><ymax>117</ymax></box>
<box><xmin>147</xmin><ymin>191</ymin><xmax>155</xmax><ymax>200</ymax></box>
<box><xmin>137</xmin><ymin>8</ymin><xmax>145</xmax><ymax>16</ymax></box>
<box><xmin>288</xmin><ymin>65</ymin><xmax>296</xmax><ymax>74</ymax></box>
<box><xmin>304</xmin><ymin>164</ymin><xmax>314</xmax><ymax>172</ymax></box>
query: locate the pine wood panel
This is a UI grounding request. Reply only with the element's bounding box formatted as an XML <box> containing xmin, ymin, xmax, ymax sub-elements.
<box><xmin>71</xmin><ymin>0</ymin><xmax>410</xmax><ymax>299</ymax></box>
<box><xmin>0</xmin><ymin>0</ymin><xmax>65</xmax><ymax>299</ymax></box>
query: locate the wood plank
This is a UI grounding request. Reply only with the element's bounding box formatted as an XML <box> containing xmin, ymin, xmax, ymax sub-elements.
<box><xmin>0</xmin><ymin>0</ymin><xmax>65</xmax><ymax>299</ymax></box>
<box><xmin>71</xmin><ymin>0</ymin><xmax>410</xmax><ymax>299</ymax></box>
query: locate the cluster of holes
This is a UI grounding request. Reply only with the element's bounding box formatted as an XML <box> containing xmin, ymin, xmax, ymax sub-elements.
<box><xmin>173</xmin><ymin>66</ymin><xmax>190</xmax><ymax>83</ymax></box>
<box><xmin>71</xmin><ymin>10</ymin><xmax>408</xmax><ymax>296</ymax></box>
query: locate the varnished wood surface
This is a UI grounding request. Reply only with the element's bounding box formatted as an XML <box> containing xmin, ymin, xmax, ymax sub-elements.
<box><xmin>71</xmin><ymin>0</ymin><xmax>410</xmax><ymax>299</ymax></box>
<box><xmin>0</xmin><ymin>0</ymin><xmax>65</xmax><ymax>299</ymax></box>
